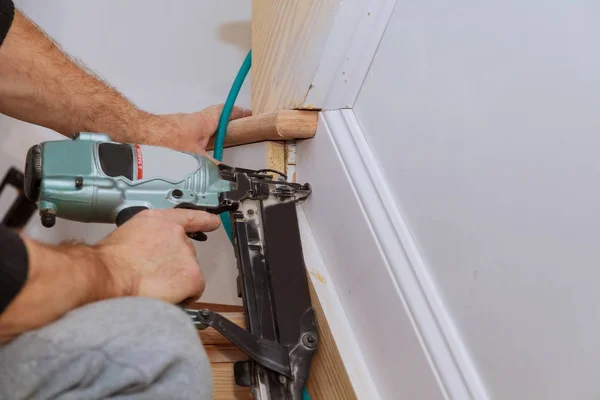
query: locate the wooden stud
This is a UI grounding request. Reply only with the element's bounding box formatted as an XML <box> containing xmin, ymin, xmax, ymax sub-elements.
<box><xmin>212</xmin><ymin>363</ymin><xmax>253</xmax><ymax>400</ymax></box>
<box><xmin>252</xmin><ymin>0</ymin><xmax>342</xmax><ymax>113</ymax></box>
<box><xmin>266</xmin><ymin>141</ymin><xmax>286</xmax><ymax>173</ymax></box>
<box><xmin>206</xmin><ymin>110</ymin><xmax>318</xmax><ymax>150</ymax></box>
<box><xmin>205</xmin><ymin>345</ymin><xmax>248</xmax><ymax>363</ymax></box>
<box><xmin>306</xmin><ymin>278</ymin><xmax>357</xmax><ymax>400</ymax></box>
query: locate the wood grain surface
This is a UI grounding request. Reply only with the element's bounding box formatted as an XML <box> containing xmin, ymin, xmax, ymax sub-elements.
<box><xmin>266</xmin><ymin>141</ymin><xmax>286</xmax><ymax>174</ymax></box>
<box><xmin>306</xmin><ymin>278</ymin><xmax>357</xmax><ymax>400</ymax></box>
<box><xmin>205</xmin><ymin>345</ymin><xmax>248</xmax><ymax>364</ymax></box>
<box><xmin>207</xmin><ymin>110</ymin><xmax>318</xmax><ymax>150</ymax></box>
<box><xmin>252</xmin><ymin>0</ymin><xmax>341</xmax><ymax>113</ymax></box>
<box><xmin>212</xmin><ymin>363</ymin><xmax>253</xmax><ymax>400</ymax></box>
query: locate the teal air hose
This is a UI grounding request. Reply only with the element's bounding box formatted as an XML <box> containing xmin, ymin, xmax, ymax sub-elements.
<box><xmin>213</xmin><ymin>49</ymin><xmax>312</xmax><ymax>400</ymax></box>
<box><xmin>213</xmin><ymin>50</ymin><xmax>252</xmax><ymax>241</ymax></box>
<box><xmin>303</xmin><ymin>388</ymin><xmax>311</xmax><ymax>400</ymax></box>
<box><xmin>213</xmin><ymin>50</ymin><xmax>252</xmax><ymax>162</ymax></box>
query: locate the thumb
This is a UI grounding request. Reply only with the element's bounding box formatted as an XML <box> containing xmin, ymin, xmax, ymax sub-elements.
<box><xmin>152</xmin><ymin>209</ymin><xmax>221</xmax><ymax>232</ymax></box>
<box><xmin>229</xmin><ymin>106</ymin><xmax>252</xmax><ymax>121</ymax></box>
<box><xmin>205</xmin><ymin>104</ymin><xmax>251</xmax><ymax>121</ymax></box>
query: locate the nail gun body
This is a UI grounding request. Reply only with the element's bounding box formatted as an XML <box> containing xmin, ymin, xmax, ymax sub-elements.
<box><xmin>24</xmin><ymin>133</ymin><xmax>317</xmax><ymax>399</ymax></box>
<box><xmin>24</xmin><ymin>133</ymin><xmax>230</xmax><ymax>228</ymax></box>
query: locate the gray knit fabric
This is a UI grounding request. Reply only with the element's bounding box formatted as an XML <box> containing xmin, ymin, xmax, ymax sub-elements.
<box><xmin>0</xmin><ymin>297</ymin><xmax>212</xmax><ymax>400</ymax></box>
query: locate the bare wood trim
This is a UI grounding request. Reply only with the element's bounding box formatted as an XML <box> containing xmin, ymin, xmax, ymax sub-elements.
<box><xmin>188</xmin><ymin>302</ymin><xmax>244</xmax><ymax>313</ymax></box>
<box><xmin>251</xmin><ymin>0</ymin><xmax>341</xmax><ymax>113</ymax></box>
<box><xmin>306</xmin><ymin>278</ymin><xmax>357</xmax><ymax>400</ymax></box>
<box><xmin>206</xmin><ymin>345</ymin><xmax>248</xmax><ymax>363</ymax></box>
<box><xmin>207</xmin><ymin>110</ymin><xmax>318</xmax><ymax>150</ymax></box>
<box><xmin>266</xmin><ymin>141</ymin><xmax>286</xmax><ymax>173</ymax></box>
<box><xmin>212</xmin><ymin>363</ymin><xmax>253</xmax><ymax>400</ymax></box>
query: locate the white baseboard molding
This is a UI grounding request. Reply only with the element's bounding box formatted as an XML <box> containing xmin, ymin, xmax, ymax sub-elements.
<box><xmin>296</xmin><ymin>109</ymin><xmax>488</xmax><ymax>399</ymax></box>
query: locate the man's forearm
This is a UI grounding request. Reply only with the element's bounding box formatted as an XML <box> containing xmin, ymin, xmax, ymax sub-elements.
<box><xmin>0</xmin><ymin>239</ymin><xmax>116</xmax><ymax>342</ymax></box>
<box><xmin>0</xmin><ymin>10</ymin><xmax>161</xmax><ymax>142</ymax></box>
<box><xmin>0</xmin><ymin>6</ymin><xmax>252</xmax><ymax>154</ymax></box>
<box><xmin>0</xmin><ymin>207</ymin><xmax>219</xmax><ymax>342</ymax></box>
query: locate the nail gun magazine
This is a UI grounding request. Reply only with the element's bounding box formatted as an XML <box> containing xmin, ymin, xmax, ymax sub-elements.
<box><xmin>22</xmin><ymin>134</ymin><xmax>318</xmax><ymax>399</ymax></box>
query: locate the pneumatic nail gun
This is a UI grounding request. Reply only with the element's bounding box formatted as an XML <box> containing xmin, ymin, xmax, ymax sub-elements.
<box><xmin>23</xmin><ymin>133</ymin><xmax>317</xmax><ymax>399</ymax></box>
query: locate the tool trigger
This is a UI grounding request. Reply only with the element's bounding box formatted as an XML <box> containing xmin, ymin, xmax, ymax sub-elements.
<box><xmin>187</xmin><ymin>231</ymin><xmax>208</xmax><ymax>242</ymax></box>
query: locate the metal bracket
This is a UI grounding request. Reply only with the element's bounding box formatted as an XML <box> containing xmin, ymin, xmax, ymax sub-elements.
<box><xmin>188</xmin><ymin>167</ymin><xmax>317</xmax><ymax>399</ymax></box>
<box><xmin>190</xmin><ymin>309</ymin><xmax>292</xmax><ymax>377</ymax></box>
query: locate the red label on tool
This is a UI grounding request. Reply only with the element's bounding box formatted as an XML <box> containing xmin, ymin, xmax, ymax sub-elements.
<box><xmin>134</xmin><ymin>144</ymin><xmax>143</xmax><ymax>179</ymax></box>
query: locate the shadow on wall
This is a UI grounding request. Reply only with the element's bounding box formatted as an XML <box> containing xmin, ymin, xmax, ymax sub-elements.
<box><xmin>217</xmin><ymin>20</ymin><xmax>251</xmax><ymax>51</ymax></box>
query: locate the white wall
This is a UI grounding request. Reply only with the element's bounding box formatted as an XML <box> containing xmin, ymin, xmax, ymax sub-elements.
<box><xmin>0</xmin><ymin>0</ymin><xmax>252</xmax><ymax>305</ymax></box>
<box><xmin>354</xmin><ymin>1</ymin><xmax>600</xmax><ymax>398</ymax></box>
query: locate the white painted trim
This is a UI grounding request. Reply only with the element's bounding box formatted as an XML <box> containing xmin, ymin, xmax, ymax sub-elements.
<box><xmin>309</xmin><ymin>109</ymin><xmax>489</xmax><ymax>399</ymax></box>
<box><xmin>304</xmin><ymin>0</ymin><xmax>397</xmax><ymax>110</ymax></box>
<box><xmin>297</xmin><ymin>207</ymin><xmax>381</xmax><ymax>400</ymax></box>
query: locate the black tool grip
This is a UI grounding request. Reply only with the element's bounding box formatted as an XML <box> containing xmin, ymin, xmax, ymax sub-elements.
<box><xmin>116</xmin><ymin>206</ymin><xmax>208</xmax><ymax>241</ymax></box>
<box><xmin>116</xmin><ymin>206</ymin><xmax>148</xmax><ymax>227</ymax></box>
<box><xmin>187</xmin><ymin>231</ymin><xmax>208</xmax><ymax>241</ymax></box>
<box><xmin>1</xmin><ymin>167</ymin><xmax>37</xmax><ymax>230</ymax></box>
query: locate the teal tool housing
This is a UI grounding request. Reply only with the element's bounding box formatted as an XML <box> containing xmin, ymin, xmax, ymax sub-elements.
<box><xmin>24</xmin><ymin>133</ymin><xmax>230</xmax><ymax>227</ymax></box>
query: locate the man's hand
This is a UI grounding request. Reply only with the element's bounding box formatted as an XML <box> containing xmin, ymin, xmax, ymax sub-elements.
<box><xmin>0</xmin><ymin>9</ymin><xmax>251</xmax><ymax>156</ymax></box>
<box><xmin>143</xmin><ymin>105</ymin><xmax>252</xmax><ymax>155</ymax></box>
<box><xmin>0</xmin><ymin>209</ymin><xmax>220</xmax><ymax>341</ymax></box>
<box><xmin>96</xmin><ymin>209</ymin><xmax>221</xmax><ymax>304</ymax></box>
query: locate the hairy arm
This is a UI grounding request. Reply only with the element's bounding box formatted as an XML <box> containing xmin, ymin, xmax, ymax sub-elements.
<box><xmin>0</xmin><ymin>8</ymin><xmax>251</xmax><ymax>152</ymax></box>
<box><xmin>0</xmin><ymin>209</ymin><xmax>220</xmax><ymax>342</ymax></box>
<box><xmin>0</xmin><ymin>239</ymin><xmax>115</xmax><ymax>342</ymax></box>
<box><xmin>0</xmin><ymin>9</ymin><xmax>156</xmax><ymax>142</ymax></box>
